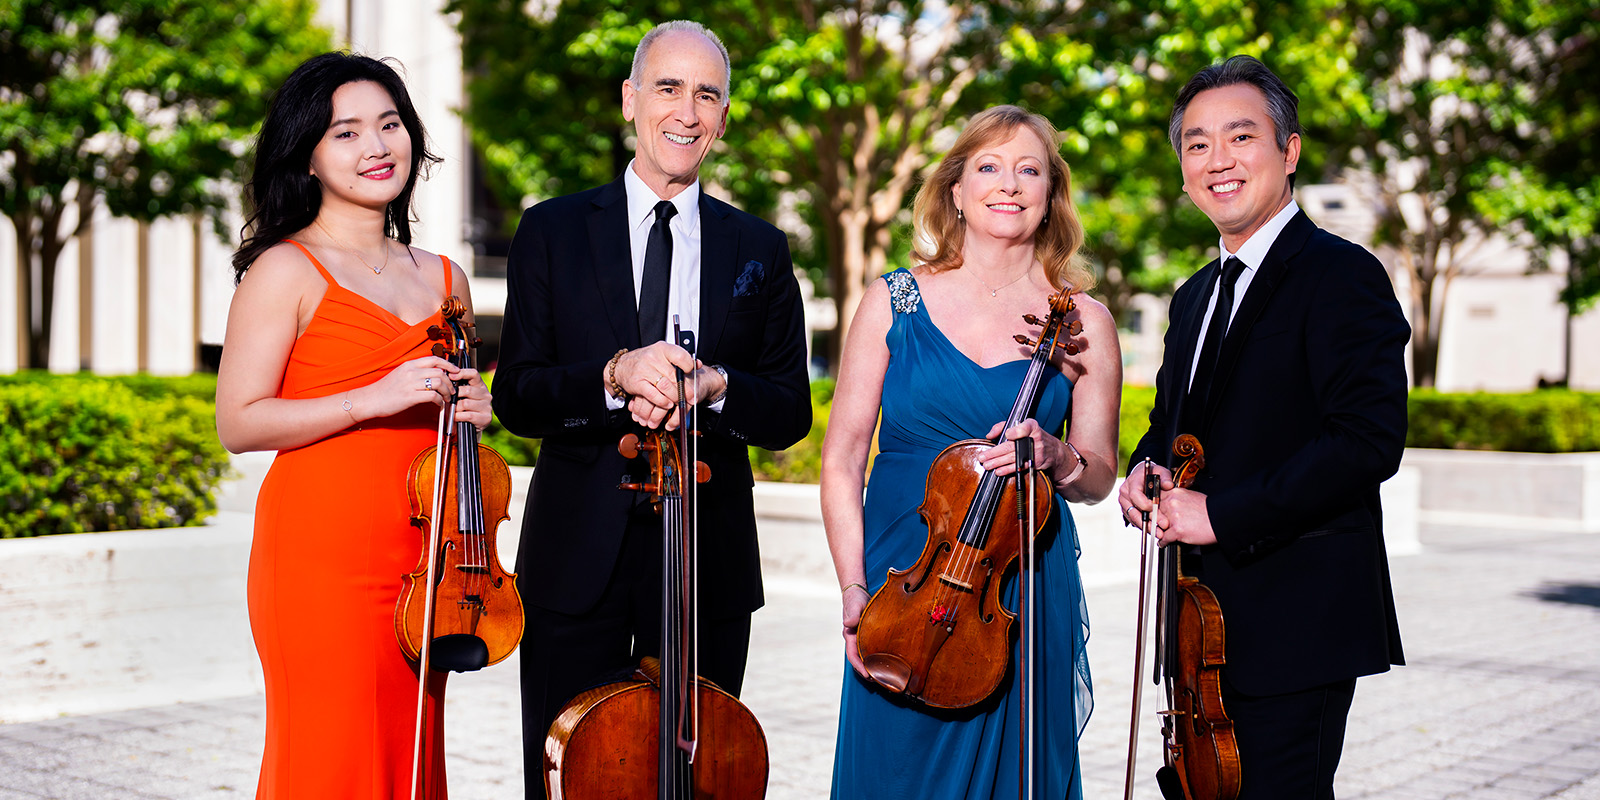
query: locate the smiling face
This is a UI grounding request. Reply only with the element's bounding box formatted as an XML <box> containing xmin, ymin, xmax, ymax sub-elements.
<box><xmin>951</xmin><ymin>126</ymin><xmax>1052</xmax><ymax>247</ymax></box>
<box><xmin>308</xmin><ymin>80</ymin><xmax>412</xmax><ymax>212</ymax></box>
<box><xmin>1178</xmin><ymin>83</ymin><xmax>1300</xmax><ymax>251</ymax></box>
<box><xmin>621</xmin><ymin>29</ymin><xmax>730</xmax><ymax>199</ymax></box>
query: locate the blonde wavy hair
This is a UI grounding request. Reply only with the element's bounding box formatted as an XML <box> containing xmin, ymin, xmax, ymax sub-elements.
<box><xmin>911</xmin><ymin>105</ymin><xmax>1092</xmax><ymax>293</ymax></box>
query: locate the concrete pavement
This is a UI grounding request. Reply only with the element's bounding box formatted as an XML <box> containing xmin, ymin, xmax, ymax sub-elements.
<box><xmin>2</xmin><ymin>522</ymin><xmax>1598</xmax><ymax>799</ymax></box>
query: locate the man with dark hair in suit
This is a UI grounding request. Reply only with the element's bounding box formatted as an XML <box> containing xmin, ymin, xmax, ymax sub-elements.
<box><xmin>1119</xmin><ymin>55</ymin><xmax>1409</xmax><ymax>799</ymax></box>
<box><xmin>491</xmin><ymin>20</ymin><xmax>811</xmax><ymax>797</ymax></box>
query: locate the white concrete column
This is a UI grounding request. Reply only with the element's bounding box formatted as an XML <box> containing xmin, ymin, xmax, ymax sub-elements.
<box><xmin>89</xmin><ymin>212</ymin><xmax>140</xmax><ymax>375</ymax></box>
<box><xmin>0</xmin><ymin>213</ymin><xmax>19</xmax><ymax>373</ymax></box>
<box><xmin>144</xmin><ymin>216</ymin><xmax>198</xmax><ymax>374</ymax></box>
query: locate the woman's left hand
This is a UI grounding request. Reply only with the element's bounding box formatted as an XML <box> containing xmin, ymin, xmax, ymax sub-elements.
<box><xmin>447</xmin><ymin>367</ymin><xmax>493</xmax><ymax>432</ymax></box>
<box><xmin>979</xmin><ymin>418</ymin><xmax>1067</xmax><ymax>479</ymax></box>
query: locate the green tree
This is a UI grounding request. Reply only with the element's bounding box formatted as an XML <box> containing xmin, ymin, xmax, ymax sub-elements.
<box><xmin>0</xmin><ymin>0</ymin><xmax>330</xmax><ymax>369</ymax></box>
<box><xmin>449</xmin><ymin>1</ymin><xmax>1077</xmax><ymax>365</ymax></box>
<box><xmin>1323</xmin><ymin>0</ymin><xmax>1600</xmax><ymax>387</ymax></box>
<box><xmin>998</xmin><ymin>1</ymin><xmax>1385</xmax><ymax>324</ymax></box>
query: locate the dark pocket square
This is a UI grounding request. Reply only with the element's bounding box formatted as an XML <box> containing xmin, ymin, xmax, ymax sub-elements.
<box><xmin>733</xmin><ymin>259</ymin><xmax>765</xmax><ymax>297</ymax></box>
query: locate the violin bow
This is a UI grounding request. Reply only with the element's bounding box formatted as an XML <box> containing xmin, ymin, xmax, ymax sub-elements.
<box><xmin>1015</xmin><ymin>436</ymin><xmax>1037</xmax><ymax>800</ymax></box>
<box><xmin>409</xmin><ymin>360</ymin><xmax>457</xmax><ymax>800</ymax></box>
<box><xmin>1124</xmin><ymin>458</ymin><xmax>1162</xmax><ymax>800</ymax></box>
<box><xmin>672</xmin><ymin>317</ymin><xmax>702</xmax><ymax>762</ymax></box>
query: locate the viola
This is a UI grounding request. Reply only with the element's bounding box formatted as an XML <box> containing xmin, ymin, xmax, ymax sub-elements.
<box><xmin>854</xmin><ymin>289</ymin><xmax>1084</xmax><ymax>709</ymax></box>
<box><xmin>543</xmin><ymin>324</ymin><xmax>769</xmax><ymax>800</ymax></box>
<box><xmin>1124</xmin><ymin>435</ymin><xmax>1241</xmax><ymax>800</ymax></box>
<box><xmin>395</xmin><ymin>296</ymin><xmax>525</xmax><ymax>799</ymax></box>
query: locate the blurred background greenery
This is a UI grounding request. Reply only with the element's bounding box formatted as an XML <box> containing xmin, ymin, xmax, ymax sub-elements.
<box><xmin>4</xmin><ymin>372</ymin><xmax>1594</xmax><ymax>537</ymax></box>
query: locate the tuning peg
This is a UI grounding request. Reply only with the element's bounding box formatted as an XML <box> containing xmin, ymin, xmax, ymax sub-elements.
<box><xmin>431</xmin><ymin>344</ymin><xmax>448</xmax><ymax>358</ymax></box>
<box><xmin>1022</xmin><ymin>313</ymin><xmax>1043</xmax><ymax>326</ymax></box>
<box><xmin>427</xmin><ymin>325</ymin><xmax>446</xmax><ymax>340</ymax></box>
<box><xmin>618</xmin><ymin>433</ymin><xmax>643</xmax><ymax>459</ymax></box>
<box><xmin>695</xmin><ymin>462</ymin><xmax>712</xmax><ymax>484</ymax></box>
<box><xmin>1064</xmin><ymin>342</ymin><xmax>1080</xmax><ymax>356</ymax></box>
<box><xmin>1067</xmin><ymin>320</ymin><xmax>1084</xmax><ymax>336</ymax></box>
<box><xmin>618</xmin><ymin>481</ymin><xmax>659</xmax><ymax>494</ymax></box>
<box><xmin>1014</xmin><ymin>334</ymin><xmax>1036</xmax><ymax>347</ymax></box>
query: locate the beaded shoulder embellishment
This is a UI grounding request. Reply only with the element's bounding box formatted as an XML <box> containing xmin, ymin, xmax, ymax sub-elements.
<box><xmin>886</xmin><ymin>270</ymin><xmax>922</xmax><ymax>314</ymax></box>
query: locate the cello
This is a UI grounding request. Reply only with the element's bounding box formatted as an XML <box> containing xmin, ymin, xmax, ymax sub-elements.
<box><xmin>543</xmin><ymin>322</ymin><xmax>769</xmax><ymax>800</ymax></box>
<box><xmin>395</xmin><ymin>296</ymin><xmax>525</xmax><ymax>799</ymax></box>
<box><xmin>1124</xmin><ymin>434</ymin><xmax>1242</xmax><ymax>800</ymax></box>
<box><xmin>854</xmin><ymin>288</ymin><xmax>1084</xmax><ymax>709</ymax></box>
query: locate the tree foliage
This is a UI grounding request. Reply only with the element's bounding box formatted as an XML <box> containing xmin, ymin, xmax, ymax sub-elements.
<box><xmin>0</xmin><ymin>0</ymin><xmax>330</xmax><ymax>368</ymax></box>
<box><xmin>1320</xmin><ymin>0</ymin><xmax>1600</xmax><ymax>386</ymax></box>
<box><xmin>450</xmin><ymin>0</ymin><xmax>1599</xmax><ymax>382</ymax></box>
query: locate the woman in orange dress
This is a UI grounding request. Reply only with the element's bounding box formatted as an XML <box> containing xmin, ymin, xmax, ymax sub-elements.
<box><xmin>215</xmin><ymin>52</ymin><xmax>490</xmax><ymax>799</ymax></box>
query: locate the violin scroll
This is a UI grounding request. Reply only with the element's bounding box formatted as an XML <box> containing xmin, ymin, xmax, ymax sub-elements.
<box><xmin>1171</xmin><ymin>434</ymin><xmax>1206</xmax><ymax>489</ymax></box>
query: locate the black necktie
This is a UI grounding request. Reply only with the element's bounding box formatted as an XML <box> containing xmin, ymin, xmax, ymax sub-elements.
<box><xmin>638</xmin><ymin>200</ymin><xmax>677</xmax><ymax>345</ymax></box>
<box><xmin>1182</xmin><ymin>256</ymin><xmax>1246</xmax><ymax>434</ymax></box>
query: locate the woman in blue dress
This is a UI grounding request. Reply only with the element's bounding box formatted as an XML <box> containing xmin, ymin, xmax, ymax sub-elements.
<box><xmin>821</xmin><ymin>105</ymin><xmax>1123</xmax><ymax>799</ymax></box>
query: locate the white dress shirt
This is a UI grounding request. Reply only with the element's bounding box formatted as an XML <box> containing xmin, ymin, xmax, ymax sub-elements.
<box><xmin>1187</xmin><ymin>199</ymin><xmax>1301</xmax><ymax>390</ymax></box>
<box><xmin>606</xmin><ymin>161</ymin><xmax>724</xmax><ymax>411</ymax></box>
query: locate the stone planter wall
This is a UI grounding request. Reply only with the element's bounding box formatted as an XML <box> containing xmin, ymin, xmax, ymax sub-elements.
<box><xmin>1403</xmin><ymin>449</ymin><xmax>1600</xmax><ymax>533</ymax></box>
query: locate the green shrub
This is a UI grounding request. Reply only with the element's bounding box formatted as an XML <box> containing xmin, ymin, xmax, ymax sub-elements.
<box><xmin>0</xmin><ymin>370</ymin><xmax>220</xmax><ymax>402</ymax></box>
<box><xmin>1407</xmin><ymin>389</ymin><xmax>1600</xmax><ymax>452</ymax></box>
<box><xmin>480</xmin><ymin>371</ymin><xmax>540</xmax><ymax>466</ymax></box>
<box><xmin>1119</xmin><ymin>385</ymin><xmax>1158</xmax><ymax>474</ymax></box>
<box><xmin>749</xmin><ymin>378</ymin><xmax>834</xmax><ymax>483</ymax></box>
<box><xmin>0</xmin><ymin>379</ymin><xmax>233</xmax><ymax>537</ymax></box>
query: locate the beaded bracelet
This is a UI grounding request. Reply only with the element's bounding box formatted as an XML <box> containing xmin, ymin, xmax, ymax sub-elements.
<box><xmin>606</xmin><ymin>349</ymin><xmax>630</xmax><ymax>400</ymax></box>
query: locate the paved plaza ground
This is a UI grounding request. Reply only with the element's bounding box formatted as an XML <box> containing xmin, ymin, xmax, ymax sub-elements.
<box><xmin>2</xmin><ymin>522</ymin><xmax>1597</xmax><ymax>799</ymax></box>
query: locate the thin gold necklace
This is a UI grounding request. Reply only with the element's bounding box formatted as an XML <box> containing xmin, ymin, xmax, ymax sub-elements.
<box><xmin>971</xmin><ymin>265</ymin><xmax>1029</xmax><ymax>298</ymax></box>
<box><xmin>315</xmin><ymin>219</ymin><xmax>392</xmax><ymax>275</ymax></box>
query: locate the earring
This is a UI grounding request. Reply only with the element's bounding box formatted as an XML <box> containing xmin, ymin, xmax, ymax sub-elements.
<box><xmin>957</xmin><ymin>207</ymin><xmax>964</xmax><ymax>221</ymax></box>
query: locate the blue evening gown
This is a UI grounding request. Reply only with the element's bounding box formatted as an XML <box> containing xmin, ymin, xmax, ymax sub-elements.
<box><xmin>831</xmin><ymin>268</ymin><xmax>1092</xmax><ymax>799</ymax></box>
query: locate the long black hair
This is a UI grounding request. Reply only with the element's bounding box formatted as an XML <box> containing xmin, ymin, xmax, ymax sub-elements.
<box><xmin>232</xmin><ymin>52</ymin><xmax>441</xmax><ymax>283</ymax></box>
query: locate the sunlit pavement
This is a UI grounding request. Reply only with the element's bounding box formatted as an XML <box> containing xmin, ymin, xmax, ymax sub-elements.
<box><xmin>2</xmin><ymin>523</ymin><xmax>1598</xmax><ymax>799</ymax></box>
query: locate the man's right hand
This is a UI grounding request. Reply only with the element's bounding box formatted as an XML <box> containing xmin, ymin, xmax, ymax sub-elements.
<box><xmin>614</xmin><ymin>341</ymin><xmax>700</xmax><ymax>428</ymax></box>
<box><xmin>1117</xmin><ymin>461</ymin><xmax>1174</xmax><ymax>529</ymax></box>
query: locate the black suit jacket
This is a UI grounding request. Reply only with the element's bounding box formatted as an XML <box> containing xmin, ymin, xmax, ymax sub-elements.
<box><xmin>492</xmin><ymin>174</ymin><xmax>812</xmax><ymax>618</ymax></box>
<box><xmin>1129</xmin><ymin>210</ymin><xmax>1409</xmax><ymax>696</ymax></box>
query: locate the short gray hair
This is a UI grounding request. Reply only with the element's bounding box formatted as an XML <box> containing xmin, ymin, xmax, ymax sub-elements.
<box><xmin>1168</xmin><ymin>55</ymin><xmax>1301</xmax><ymax>156</ymax></box>
<box><xmin>629</xmin><ymin>21</ymin><xmax>731</xmax><ymax>107</ymax></box>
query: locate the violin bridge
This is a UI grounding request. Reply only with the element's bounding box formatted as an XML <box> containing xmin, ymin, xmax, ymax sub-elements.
<box><xmin>937</xmin><ymin>574</ymin><xmax>974</xmax><ymax>592</ymax></box>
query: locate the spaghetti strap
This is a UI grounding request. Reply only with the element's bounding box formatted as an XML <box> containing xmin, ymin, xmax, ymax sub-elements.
<box><xmin>283</xmin><ymin>240</ymin><xmax>339</xmax><ymax>287</ymax></box>
<box><xmin>439</xmin><ymin>254</ymin><xmax>452</xmax><ymax>296</ymax></box>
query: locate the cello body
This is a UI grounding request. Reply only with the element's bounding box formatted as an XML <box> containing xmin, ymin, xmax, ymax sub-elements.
<box><xmin>544</xmin><ymin>658</ymin><xmax>769</xmax><ymax>800</ymax></box>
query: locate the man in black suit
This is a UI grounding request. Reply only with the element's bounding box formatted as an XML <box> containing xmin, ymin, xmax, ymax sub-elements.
<box><xmin>490</xmin><ymin>20</ymin><xmax>811</xmax><ymax>795</ymax></box>
<box><xmin>1119</xmin><ymin>56</ymin><xmax>1409</xmax><ymax>799</ymax></box>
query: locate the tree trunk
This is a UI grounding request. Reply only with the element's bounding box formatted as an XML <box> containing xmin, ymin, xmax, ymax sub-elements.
<box><xmin>11</xmin><ymin>212</ymin><xmax>30</xmax><ymax>370</ymax></box>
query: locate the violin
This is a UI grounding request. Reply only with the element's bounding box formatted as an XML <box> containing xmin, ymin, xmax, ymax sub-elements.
<box><xmin>395</xmin><ymin>296</ymin><xmax>525</xmax><ymax>798</ymax></box>
<box><xmin>543</xmin><ymin>323</ymin><xmax>769</xmax><ymax>799</ymax></box>
<box><xmin>1124</xmin><ymin>434</ymin><xmax>1241</xmax><ymax>800</ymax></box>
<box><xmin>855</xmin><ymin>289</ymin><xmax>1083</xmax><ymax>709</ymax></box>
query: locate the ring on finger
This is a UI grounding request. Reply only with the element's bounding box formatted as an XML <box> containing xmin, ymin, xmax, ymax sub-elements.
<box><xmin>424</xmin><ymin>377</ymin><xmax>433</xmax><ymax>390</ymax></box>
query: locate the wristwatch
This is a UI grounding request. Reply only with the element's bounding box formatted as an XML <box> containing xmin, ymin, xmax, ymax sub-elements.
<box><xmin>709</xmin><ymin>365</ymin><xmax>729</xmax><ymax>404</ymax></box>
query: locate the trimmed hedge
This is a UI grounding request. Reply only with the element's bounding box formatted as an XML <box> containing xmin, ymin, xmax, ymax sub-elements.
<box><xmin>4</xmin><ymin>373</ymin><xmax>1589</xmax><ymax>539</ymax></box>
<box><xmin>1406</xmin><ymin>389</ymin><xmax>1600</xmax><ymax>452</ymax></box>
<box><xmin>749</xmin><ymin>379</ymin><xmax>834</xmax><ymax>483</ymax></box>
<box><xmin>0</xmin><ymin>374</ymin><xmax>233</xmax><ymax>537</ymax></box>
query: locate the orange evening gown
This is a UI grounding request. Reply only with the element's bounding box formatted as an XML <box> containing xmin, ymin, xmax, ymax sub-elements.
<box><xmin>248</xmin><ymin>241</ymin><xmax>453</xmax><ymax>799</ymax></box>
